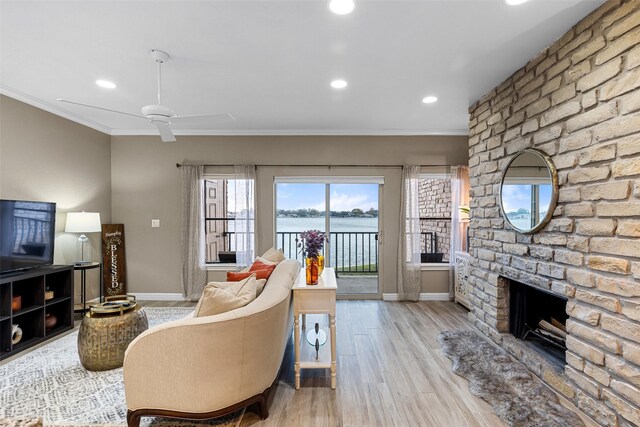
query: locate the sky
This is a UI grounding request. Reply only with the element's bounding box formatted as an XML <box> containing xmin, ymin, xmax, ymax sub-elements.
<box><xmin>276</xmin><ymin>183</ymin><xmax>379</xmax><ymax>211</ymax></box>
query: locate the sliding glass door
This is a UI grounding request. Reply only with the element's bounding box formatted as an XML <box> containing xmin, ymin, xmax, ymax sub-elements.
<box><xmin>328</xmin><ymin>184</ymin><xmax>378</xmax><ymax>294</ymax></box>
<box><xmin>275</xmin><ymin>178</ymin><xmax>381</xmax><ymax>296</ymax></box>
<box><xmin>274</xmin><ymin>183</ymin><xmax>326</xmax><ymax>258</ymax></box>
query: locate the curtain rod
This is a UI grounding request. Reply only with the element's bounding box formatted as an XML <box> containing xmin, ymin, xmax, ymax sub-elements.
<box><xmin>175</xmin><ymin>163</ymin><xmax>449</xmax><ymax>168</ymax></box>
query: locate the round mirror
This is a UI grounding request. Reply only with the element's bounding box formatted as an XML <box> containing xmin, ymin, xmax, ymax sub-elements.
<box><xmin>499</xmin><ymin>148</ymin><xmax>558</xmax><ymax>234</ymax></box>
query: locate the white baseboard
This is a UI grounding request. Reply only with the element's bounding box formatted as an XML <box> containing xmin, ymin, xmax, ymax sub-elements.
<box><xmin>129</xmin><ymin>292</ymin><xmax>186</xmax><ymax>301</ymax></box>
<box><xmin>382</xmin><ymin>292</ymin><xmax>451</xmax><ymax>301</ymax></box>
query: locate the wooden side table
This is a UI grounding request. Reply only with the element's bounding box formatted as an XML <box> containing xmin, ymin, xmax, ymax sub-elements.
<box><xmin>74</xmin><ymin>262</ymin><xmax>103</xmax><ymax>315</ymax></box>
<box><xmin>293</xmin><ymin>267</ymin><xmax>337</xmax><ymax>390</ymax></box>
<box><xmin>77</xmin><ymin>304</ymin><xmax>148</xmax><ymax>371</ymax></box>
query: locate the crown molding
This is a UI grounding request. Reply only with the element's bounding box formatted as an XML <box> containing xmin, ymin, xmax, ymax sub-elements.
<box><xmin>111</xmin><ymin>128</ymin><xmax>469</xmax><ymax>137</ymax></box>
<box><xmin>0</xmin><ymin>85</ymin><xmax>112</xmax><ymax>135</ymax></box>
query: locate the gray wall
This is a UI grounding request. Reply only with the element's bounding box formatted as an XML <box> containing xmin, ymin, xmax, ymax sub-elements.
<box><xmin>0</xmin><ymin>95</ymin><xmax>111</xmax><ymax>300</ymax></box>
<box><xmin>110</xmin><ymin>135</ymin><xmax>468</xmax><ymax>295</ymax></box>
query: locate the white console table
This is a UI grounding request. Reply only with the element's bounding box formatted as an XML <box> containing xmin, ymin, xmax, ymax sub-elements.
<box><xmin>293</xmin><ymin>267</ymin><xmax>337</xmax><ymax>390</ymax></box>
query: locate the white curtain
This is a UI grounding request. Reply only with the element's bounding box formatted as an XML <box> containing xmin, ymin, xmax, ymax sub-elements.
<box><xmin>449</xmin><ymin>166</ymin><xmax>470</xmax><ymax>299</ymax></box>
<box><xmin>232</xmin><ymin>165</ymin><xmax>256</xmax><ymax>268</ymax></box>
<box><xmin>398</xmin><ymin>165</ymin><xmax>422</xmax><ymax>301</ymax></box>
<box><xmin>181</xmin><ymin>165</ymin><xmax>206</xmax><ymax>301</ymax></box>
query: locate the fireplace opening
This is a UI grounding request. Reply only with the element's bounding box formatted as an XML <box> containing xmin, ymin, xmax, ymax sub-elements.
<box><xmin>509</xmin><ymin>279</ymin><xmax>568</xmax><ymax>370</ymax></box>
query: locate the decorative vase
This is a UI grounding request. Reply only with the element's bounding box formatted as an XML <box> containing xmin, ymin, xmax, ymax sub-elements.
<box><xmin>317</xmin><ymin>255</ymin><xmax>324</xmax><ymax>276</ymax></box>
<box><xmin>45</xmin><ymin>313</ymin><xmax>57</xmax><ymax>332</ymax></box>
<box><xmin>306</xmin><ymin>257</ymin><xmax>319</xmax><ymax>285</ymax></box>
<box><xmin>11</xmin><ymin>296</ymin><xmax>22</xmax><ymax>312</ymax></box>
<box><xmin>11</xmin><ymin>324</ymin><xmax>22</xmax><ymax>345</ymax></box>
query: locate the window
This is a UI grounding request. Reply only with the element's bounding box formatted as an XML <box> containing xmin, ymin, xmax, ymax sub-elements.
<box><xmin>502</xmin><ymin>182</ymin><xmax>552</xmax><ymax>230</ymax></box>
<box><xmin>418</xmin><ymin>175</ymin><xmax>452</xmax><ymax>263</ymax></box>
<box><xmin>203</xmin><ymin>177</ymin><xmax>254</xmax><ymax>264</ymax></box>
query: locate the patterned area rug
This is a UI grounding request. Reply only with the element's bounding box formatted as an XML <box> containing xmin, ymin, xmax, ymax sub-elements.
<box><xmin>438</xmin><ymin>330</ymin><xmax>584</xmax><ymax>427</ymax></box>
<box><xmin>0</xmin><ymin>308</ymin><xmax>243</xmax><ymax>427</ymax></box>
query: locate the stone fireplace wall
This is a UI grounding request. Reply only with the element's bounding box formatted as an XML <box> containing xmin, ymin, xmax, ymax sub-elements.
<box><xmin>467</xmin><ymin>1</ymin><xmax>640</xmax><ymax>425</ymax></box>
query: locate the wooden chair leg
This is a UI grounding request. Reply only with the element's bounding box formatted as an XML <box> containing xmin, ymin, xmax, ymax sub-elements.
<box><xmin>127</xmin><ymin>410</ymin><xmax>141</xmax><ymax>427</ymax></box>
<box><xmin>257</xmin><ymin>397</ymin><xmax>269</xmax><ymax>419</ymax></box>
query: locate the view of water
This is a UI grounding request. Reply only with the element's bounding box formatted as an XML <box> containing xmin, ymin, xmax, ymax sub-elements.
<box><xmin>509</xmin><ymin>218</ymin><xmax>533</xmax><ymax>229</ymax></box>
<box><xmin>276</xmin><ymin>217</ymin><xmax>378</xmax><ymax>271</ymax></box>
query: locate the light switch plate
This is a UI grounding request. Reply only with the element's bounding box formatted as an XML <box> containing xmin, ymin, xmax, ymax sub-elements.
<box><xmin>151</xmin><ymin>219</ymin><xmax>160</xmax><ymax>228</ymax></box>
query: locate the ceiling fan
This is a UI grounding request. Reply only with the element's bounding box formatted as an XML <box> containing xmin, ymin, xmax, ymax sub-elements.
<box><xmin>57</xmin><ymin>49</ymin><xmax>235</xmax><ymax>142</ymax></box>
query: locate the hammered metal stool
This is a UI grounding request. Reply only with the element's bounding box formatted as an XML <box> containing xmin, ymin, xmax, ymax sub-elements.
<box><xmin>78</xmin><ymin>302</ymin><xmax>148</xmax><ymax>371</ymax></box>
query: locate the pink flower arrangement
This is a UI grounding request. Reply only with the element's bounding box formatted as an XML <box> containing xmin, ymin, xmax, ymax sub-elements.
<box><xmin>298</xmin><ymin>230</ymin><xmax>327</xmax><ymax>258</ymax></box>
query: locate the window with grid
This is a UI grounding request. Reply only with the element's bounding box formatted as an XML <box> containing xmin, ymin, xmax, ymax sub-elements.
<box><xmin>418</xmin><ymin>175</ymin><xmax>452</xmax><ymax>263</ymax></box>
<box><xmin>203</xmin><ymin>177</ymin><xmax>254</xmax><ymax>264</ymax></box>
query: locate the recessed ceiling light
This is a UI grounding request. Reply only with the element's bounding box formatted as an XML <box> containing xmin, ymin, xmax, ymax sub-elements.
<box><xmin>422</xmin><ymin>96</ymin><xmax>438</xmax><ymax>104</ymax></box>
<box><xmin>329</xmin><ymin>0</ymin><xmax>356</xmax><ymax>15</ymax></box>
<box><xmin>505</xmin><ymin>0</ymin><xmax>530</xmax><ymax>5</ymax></box>
<box><xmin>331</xmin><ymin>79</ymin><xmax>348</xmax><ymax>89</ymax></box>
<box><xmin>95</xmin><ymin>80</ymin><xmax>116</xmax><ymax>89</ymax></box>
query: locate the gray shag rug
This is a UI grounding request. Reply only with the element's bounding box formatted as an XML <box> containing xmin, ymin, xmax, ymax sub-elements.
<box><xmin>0</xmin><ymin>308</ymin><xmax>243</xmax><ymax>427</ymax></box>
<box><xmin>438</xmin><ymin>330</ymin><xmax>585</xmax><ymax>427</ymax></box>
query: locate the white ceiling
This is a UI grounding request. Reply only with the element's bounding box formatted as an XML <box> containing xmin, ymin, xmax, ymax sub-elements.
<box><xmin>0</xmin><ymin>0</ymin><xmax>604</xmax><ymax>137</ymax></box>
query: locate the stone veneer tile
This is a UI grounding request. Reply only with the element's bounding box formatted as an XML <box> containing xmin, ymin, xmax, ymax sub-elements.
<box><xmin>467</xmin><ymin>1</ymin><xmax>640</xmax><ymax>422</ymax></box>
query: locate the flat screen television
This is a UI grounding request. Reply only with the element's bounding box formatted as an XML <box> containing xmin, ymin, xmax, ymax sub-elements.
<box><xmin>0</xmin><ymin>199</ymin><xmax>56</xmax><ymax>274</ymax></box>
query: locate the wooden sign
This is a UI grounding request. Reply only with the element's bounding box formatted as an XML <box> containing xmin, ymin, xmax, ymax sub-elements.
<box><xmin>102</xmin><ymin>224</ymin><xmax>127</xmax><ymax>297</ymax></box>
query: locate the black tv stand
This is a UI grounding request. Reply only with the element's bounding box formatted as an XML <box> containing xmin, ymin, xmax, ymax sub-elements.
<box><xmin>0</xmin><ymin>265</ymin><xmax>74</xmax><ymax>360</ymax></box>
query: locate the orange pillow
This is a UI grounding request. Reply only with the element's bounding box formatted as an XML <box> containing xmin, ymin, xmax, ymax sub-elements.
<box><xmin>227</xmin><ymin>268</ymin><xmax>274</xmax><ymax>281</ymax></box>
<box><xmin>249</xmin><ymin>260</ymin><xmax>277</xmax><ymax>274</ymax></box>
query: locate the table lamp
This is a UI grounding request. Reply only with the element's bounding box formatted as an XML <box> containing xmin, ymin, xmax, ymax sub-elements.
<box><xmin>65</xmin><ymin>212</ymin><xmax>101</xmax><ymax>265</ymax></box>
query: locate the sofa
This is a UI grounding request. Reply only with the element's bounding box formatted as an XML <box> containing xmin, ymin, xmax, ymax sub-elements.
<box><xmin>123</xmin><ymin>259</ymin><xmax>301</xmax><ymax>427</ymax></box>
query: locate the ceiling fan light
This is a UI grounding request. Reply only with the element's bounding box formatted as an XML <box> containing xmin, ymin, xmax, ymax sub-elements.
<box><xmin>329</xmin><ymin>0</ymin><xmax>356</xmax><ymax>15</ymax></box>
<box><xmin>95</xmin><ymin>80</ymin><xmax>116</xmax><ymax>89</ymax></box>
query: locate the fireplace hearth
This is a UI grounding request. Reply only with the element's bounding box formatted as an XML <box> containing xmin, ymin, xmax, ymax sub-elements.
<box><xmin>509</xmin><ymin>278</ymin><xmax>568</xmax><ymax>370</ymax></box>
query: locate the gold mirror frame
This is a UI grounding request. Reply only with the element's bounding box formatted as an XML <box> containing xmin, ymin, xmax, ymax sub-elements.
<box><xmin>499</xmin><ymin>148</ymin><xmax>559</xmax><ymax>234</ymax></box>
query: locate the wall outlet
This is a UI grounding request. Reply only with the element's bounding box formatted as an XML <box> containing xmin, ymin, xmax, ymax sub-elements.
<box><xmin>151</xmin><ymin>219</ymin><xmax>160</xmax><ymax>228</ymax></box>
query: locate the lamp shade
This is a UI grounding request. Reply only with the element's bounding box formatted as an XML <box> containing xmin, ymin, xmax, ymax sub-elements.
<box><xmin>65</xmin><ymin>212</ymin><xmax>102</xmax><ymax>233</ymax></box>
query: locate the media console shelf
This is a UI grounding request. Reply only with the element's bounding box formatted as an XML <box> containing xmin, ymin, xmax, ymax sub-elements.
<box><xmin>0</xmin><ymin>265</ymin><xmax>74</xmax><ymax>360</ymax></box>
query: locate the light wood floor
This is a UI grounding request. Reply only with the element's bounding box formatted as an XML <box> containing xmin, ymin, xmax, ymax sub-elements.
<box><xmin>3</xmin><ymin>300</ymin><xmax>594</xmax><ymax>426</ymax></box>
<box><xmin>142</xmin><ymin>300</ymin><xmax>595</xmax><ymax>427</ymax></box>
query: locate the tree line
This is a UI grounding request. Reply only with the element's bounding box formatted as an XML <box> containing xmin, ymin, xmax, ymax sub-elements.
<box><xmin>277</xmin><ymin>208</ymin><xmax>379</xmax><ymax>218</ymax></box>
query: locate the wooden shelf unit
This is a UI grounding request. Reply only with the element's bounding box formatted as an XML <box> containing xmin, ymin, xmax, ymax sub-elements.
<box><xmin>0</xmin><ymin>265</ymin><xmax>74</xmax><ymax>360</ymax></box>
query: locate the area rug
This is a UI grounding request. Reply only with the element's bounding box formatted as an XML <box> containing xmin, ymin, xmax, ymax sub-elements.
<box><xmin>438</xmin><ymin>330</ymin><xmax>584</xmax><ymax>427</ymax></box>
<box><xmin>0</xmin><ymin>308</ymin><xmax>243</xmax><ymax>427</ymax></box>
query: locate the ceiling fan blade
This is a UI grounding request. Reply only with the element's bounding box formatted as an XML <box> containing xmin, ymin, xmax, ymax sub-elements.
<box><xmin>170</xmin><ymin>113</ymin><xmax>236</xmax><ymax>124</ymax></box>
<box><xmin>155</xmin><ymin>122</ymin><xmax>176</xmax><ymax>142</ymax></box>
<box><xmin>57</xmin><ymin>99</ymin><xmax>146</xmax><ymax>119</ymax></box>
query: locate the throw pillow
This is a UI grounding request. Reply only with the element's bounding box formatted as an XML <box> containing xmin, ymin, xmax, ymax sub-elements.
<box><xmin>227</xmin><ymin>269</ymin><xmax>273</xmax><ymax>281</ymax></box>
<box><xmin>255</xmin><ymin>278</ymin><xmax>267</xmax><ymax>296</ymax></box>
<box><xmin>238</xmin><ymin>255</ymin><xmax>280</xmax><ymax>273</ymax></box>
<box><xmin>212</xmin><ymin>276</ymin><xmax>267</xmax><ymax>297</ymax></box>
<box><xmin>194</xmin><ymin>276</ymin><xmax>257</xmax><ymax>317</ymax></box>
<box><xmin>249</xmin><ymin>259</ymin><xmax>278</xmax><ymax>274</ymax></box>
<box><xmin>261</xmin><ymin>247</ymin><xmax>286</xmax><ymax>263</ymax></box>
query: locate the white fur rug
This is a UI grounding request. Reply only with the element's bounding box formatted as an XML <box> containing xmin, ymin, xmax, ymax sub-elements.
<box><xmin>438</xmin><ymin>330</ymin><xmax>584</xmax><ymax>427</ymax></box>
<box><xmin>0</xmin><ymin>308</ymin><xmax>243</xmax><ymax>427</ymax></box>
